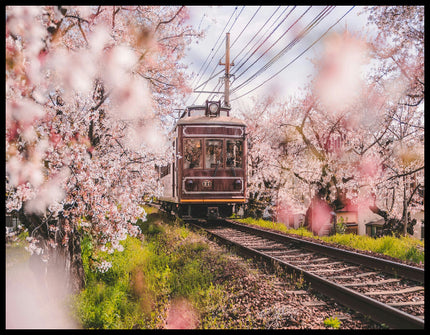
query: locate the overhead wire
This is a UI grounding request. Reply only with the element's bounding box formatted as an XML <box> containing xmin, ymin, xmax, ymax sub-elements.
<box><xmin>230</xmin><ymin>6</ymin><xmax>356</xmax><ymax>102</ymax></box>
<box><xmin>194</xmin><ymin>5</ymin><xmax>246</xmax><ymax>93</ymax></box>
<box><xmin>231</xmin><ymin>6</ymin><xmax>333</xmax><ymax>93</ymax></box>
<box><xmin>230</xmin><ymin>6</ymin><xmax>262</xmax><ymax>49</ymax></box>
<box><xmin>207</xmin><ymin>6</ymin><xmax>284</xmax><ymax>101</ymax></box>
<box><xmin>206</xmin><ymin>6</ymin><xmax>262</xmax><ymax>101</ymax></box>
<box><xmin>191</xmin><ymin>6</ymin><xmax>245</xmax><ymax>105</ymax></box>
<box><xmin>230</xmin><ymin>6</ymin><xmax>285</xmax><ymax>75</ymax></box>
<box><xmin>190</xmin><ymin>6</ymin><xmax>238</xmax><ymax>93</ymax></box>
<box><xmin>230</xmin><ymin>6</ymin><xmax>297</xmax><ymax>81</ymax></box>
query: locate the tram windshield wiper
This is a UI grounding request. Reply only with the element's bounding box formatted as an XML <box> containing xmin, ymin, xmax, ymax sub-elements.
<box><xmin>213</xmin><ymin>160</ymin><xmax>220</xmax><ymax>177</ymax></box>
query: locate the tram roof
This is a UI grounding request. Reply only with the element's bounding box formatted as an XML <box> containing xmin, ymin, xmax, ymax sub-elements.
<box><xmin>175</xmin><ymin>104</ymin><xmax>246</xmax><ymax>127</ymax></box>
<box><xmin>176</xmin><ymin>114</ymin><xmax>246</xmax><ymax>127</ymax></box>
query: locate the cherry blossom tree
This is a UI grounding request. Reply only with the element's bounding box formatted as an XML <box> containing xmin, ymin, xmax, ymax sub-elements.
<box><xmin>238</xmin><ymin>95</ymin><xmax>316</xmax><ymax>222</ymax></box>
<box><xmin>237</xmin><ymin>96</ymin><xmax>285</xmax><ymax>216</ymax></box>
<box><xmin>240</xmin><ymin>20</ymin><xmax>423</xmax><ymax>237</ymax></box>
<box><xmin>239</xmin><ymin>31</ymin><xmax>378</xmax><ymax>233</ymax></box>
<box><xmin>6</xmin><ymin>6</ymin><xmax>201</xmax><ymax>291</ymax></box>
<box><xmin>361</xmin><ymin>6</ymin><xmax>424</xmax><ymax>236</ymax></box>
<box><xmin>293</xmin><ymin>23</ymin><xmax>424</xmax><ymax>236</ymax></box>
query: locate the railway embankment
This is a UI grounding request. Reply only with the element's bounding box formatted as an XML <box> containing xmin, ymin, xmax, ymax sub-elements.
<box><xmin>190</xmin><ymin>219</ymin><xmax>423</xmax><ymax>328</ymax></box>
<box><xmin>232</xmin><ymin>217</ymin><xmax>424</xmax><ymax>268</ymax></box>
<box><xmin>71</xmin><ymin>207</ymin><xmax>383</xmax><ymax>329</ymax></box>
<box><xmin>7</xmin><ymin>206</ymin><xmax>385</xmax><ymax>329</ymax></box>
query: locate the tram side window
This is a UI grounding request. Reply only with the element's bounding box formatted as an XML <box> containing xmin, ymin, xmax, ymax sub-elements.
<box><xmin>226</xmin><ymin>140</ymin><xmax>243</xmax><ymax>168</ymax></box>
<box><xmin>158</xmin><ymin>165</ymin><xmax>170</xmax><ymax>178</ymax></box>
<box><xmin>205</xmin><ymin>139</ymin><xmax>223</xmax><ymax>168</ymax></box>
<box><xmin>183</xmin><ymin>139</ymin><xmax>202</xmax><ymax>169</ymax></box>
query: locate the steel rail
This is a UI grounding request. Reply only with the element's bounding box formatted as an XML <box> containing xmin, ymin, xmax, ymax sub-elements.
<box><xmin>226</xmin><ymin>220</ymin><xmax>424</xmax><ymax>283</ymax></box>
<box><xmin>186</xmin><ymin>219</ymin><xmax>424</xmax><ymax>329</ymax></box>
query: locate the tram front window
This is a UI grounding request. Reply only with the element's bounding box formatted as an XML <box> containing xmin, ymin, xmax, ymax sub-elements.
<box><xmin>183</xmin><ymin>139</ymin><xmax>202</xmax><ymax>169</ymax></box>
<box><xmin>226</xmin><ymin>140</ymin><xmax>243</xmax><ymax>168</ymax></box>
<box><xmin>205</xmin><ymin>139</ymin><xmax>223</xmax><ymax>168</ymax></box>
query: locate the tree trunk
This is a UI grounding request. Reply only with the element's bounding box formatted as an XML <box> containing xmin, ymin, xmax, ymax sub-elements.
<box><xmin>38</xmin><ymin>230</ymin><xmax>86</xmax><ymax>296</ymax></box>
<box><xmin>403</xmin><ymin>175</ymin><xmax>408</xmax><ymax>237</ymax></box>
<box><xmin>18</xmin><ymin>207</ymin><xmax>85</xmax><ymax>294</ymax></box>
<box><xmin>66</xmin><ymin>230</ymin><xmax>86</xmax><ymax>293</ymax></box>
<box><xmin>46</xmin><ymin>228</ymin><xmax>85</xmax><ymax>295</ymax></box>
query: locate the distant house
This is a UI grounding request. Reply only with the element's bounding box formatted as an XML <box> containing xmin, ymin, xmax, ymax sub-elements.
<box><xmin>335</xmin><ymin>210</ymin><xmax>358</xmax><ymax>235</ymax></box>
<box><xmin>365</xmin><ymin>218</ymin><xmax>385</xmax><ymax>237</ymax></box>
<box><xmin>6</xmin><ymin>212</ymin><xmax>20</xmax><ymax>234</ymax></box>
<box><xmin>335</xmin><ymin>198</ymin><xmax>384</xmax><ymax>236</ymax></box>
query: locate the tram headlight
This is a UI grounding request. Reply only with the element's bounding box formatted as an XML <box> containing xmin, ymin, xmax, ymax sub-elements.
<box><xmin>209</xmin><ymin>103</ymin><xmax>218</xmax><ymax>113</ymax></box>
<box><xmin>206</xmin><ymin>101</ymin><xmax>220</xmax><ymax>116</ymax></box>
<box><xmin>234</xmin><ymin>179</ymin><xmax>242</xmax><ymax>190</ymax></box>
<box><xmin>186</xmin><ymin>179</ymin><xmax>194</xmax><ymax>190</ymax></box>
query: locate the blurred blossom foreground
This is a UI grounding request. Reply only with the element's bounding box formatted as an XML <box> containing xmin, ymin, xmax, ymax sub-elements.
<box><xmin>6</xmin><ymin>251</ymin><xmax>79</xmax><ymax>329</ymax></box>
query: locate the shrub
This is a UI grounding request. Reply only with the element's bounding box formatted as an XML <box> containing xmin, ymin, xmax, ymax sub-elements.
<box><xmin>335</xmin><ymin>216</ymin><xmax>346</xmax><ymax>234</ymax></box>
<box><xmin>75</xmin><ymin>236</ymin><xmax>152</xmax><ymax>328</ymax></box>
<box><xmin>74</xmin><ymin>209</ymin><xmax>231</xmax><ymax>329</ymax></box>
<box><xmin>235</xmin><ymin>217</ymin><xmax>424</xmax><ymax>264</ymax></box>
<box><xmin>324</xmin><ymin>317</ymin><xmax>341</xmax><ymax>329</ymax></box>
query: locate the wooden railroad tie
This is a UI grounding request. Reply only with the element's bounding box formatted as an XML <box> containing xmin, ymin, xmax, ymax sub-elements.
<box><xmin>342</xmin><ymin>278</ymin><xmax>400</xmax><ymax>287</ymax></box>
<box><xmin>364</xmin><ymin>286</ymin><xmax>424</xmax><ymax>296</ymax></box>
<box><xmin>387</xmin><ymin>301</ymin><xmax>425</xmax><ymax>307</ymax></box>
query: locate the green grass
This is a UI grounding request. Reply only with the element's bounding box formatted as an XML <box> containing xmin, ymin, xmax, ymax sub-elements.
<box><xmin>74</xmin><ymin>209</ymin><xmax>236</xmax><ymax>329</ymax></box>
<box><xmin>234</xmin><ymin>217</ymin><xmax>424</xmax><ymax>264</ymax></box>
<box><xmin>324</xmin><ymin>317</ymin><xmax>341</xmax><ymax>329</ymax></box>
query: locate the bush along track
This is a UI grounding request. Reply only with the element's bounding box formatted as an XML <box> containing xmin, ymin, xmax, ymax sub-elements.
<box><xmin>73</xmin><ymin>208</ymin><xmax>384</xmax><ymax>329</ymax></box>
<box><xmin>234</xmin><ymin>217</ymin><xmax>424</xmax><ymax>267</ymax></box>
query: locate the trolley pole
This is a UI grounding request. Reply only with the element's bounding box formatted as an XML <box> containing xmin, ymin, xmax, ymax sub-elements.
<box><xmin>219</xmin><ymin>33</ymin><xmax>234</xmax><ymax>107</ymax></box>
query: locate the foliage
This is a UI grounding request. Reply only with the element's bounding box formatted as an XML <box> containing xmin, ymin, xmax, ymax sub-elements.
<box><xmin>322</xmin><ymin>233</ymin><xmax>424</xmax><ymax>264</ymax></box>
<box><xmin>236</xmin><ymin>217</ymin><xmax>289</xmax><ymax>234</ymax></box>
<box><xmin>235</xmin><ymin>217</ymin><xmax>424</xmax><ymax>264</ymax></box>
<box><xmin>5</xmin><ymin>225</ymin><xmax>29</xmax><ymax>247</ymax></box>
<box><xmin>74</xmin><ymin>210</ymin><xmax>236</xmax><ymax>329</ymax></box>
<box><xmin>6</xmin><ymin>6</ymin><xmax>202</xmax><ymax>280</ymax></box>
<box><xmin>379</xmin><ymin>217</ymin><xmax>416</xmax><ymax>238</ymax></box>
<box><xmin>324</xmin><ymin>317</ymin><xmax>341</xmax><ymax>329</ymax></box>
<box><xmin>335</xmin><ymin>216</ymin><xmax>346</xmax><ymax>235</ymax></box>
<box><xmin>237</xmin><ymin>7</ymin><xmax>424</xmax><ymax>237</ymax></box>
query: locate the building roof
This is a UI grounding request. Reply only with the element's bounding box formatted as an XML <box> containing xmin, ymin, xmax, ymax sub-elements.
<box><xmin>365</xmin><ymin>219</ymin><xmax>385</xmax><ymax>226</ymax></box>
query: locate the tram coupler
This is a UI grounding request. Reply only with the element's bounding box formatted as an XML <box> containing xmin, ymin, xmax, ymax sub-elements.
<box><xmin>207</xmin><ymin>206</ymin><xmax>219</xmax><ymax>219</ymax></box>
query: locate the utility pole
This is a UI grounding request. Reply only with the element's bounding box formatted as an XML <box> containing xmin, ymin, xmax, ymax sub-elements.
<box><xmin>219</xmin><ymin>33</ymin><xmax>234</xmax><ymax>107</ymax></box>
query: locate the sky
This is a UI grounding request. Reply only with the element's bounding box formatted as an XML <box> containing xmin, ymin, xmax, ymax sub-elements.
<box><xmin>182</xmin><ymin>6</ymin><xmax>377</xmax><ymax>112</ymax></box>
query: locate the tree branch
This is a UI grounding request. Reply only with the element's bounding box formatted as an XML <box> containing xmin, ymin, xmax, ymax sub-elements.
<box><xmin>407</xmin><ymin>183</ymin><xmax>422</xmax><ymax>206</ymax></box>
<box><xmin>154</xmin><ymin>6</ymin><xmax>184</xmax><ymax>33</ymax></box>
<box><xmin>386</xmin><ymin>165</ymin><xmax>424</xmax><ymax>181</ymax></box>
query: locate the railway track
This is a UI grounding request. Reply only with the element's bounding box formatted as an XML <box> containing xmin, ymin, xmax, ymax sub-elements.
<box><xmin>184</xmin><ymin>218</ymin><xmax>424</xmax><ymax>329</ymax></box>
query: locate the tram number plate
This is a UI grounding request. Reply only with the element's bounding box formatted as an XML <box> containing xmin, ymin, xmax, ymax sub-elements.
<box><xmin>202</xmin><ymin>180</ymin><xmax>212</xmax><ymax>188</ymax></box>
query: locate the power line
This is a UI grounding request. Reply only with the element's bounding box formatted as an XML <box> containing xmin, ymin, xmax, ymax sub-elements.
<box><xmin>232</xmin><ymin>6</ymin><xmax>333</xmax><ymax>93</ymax></box>
<box><xmin>193</xmin><ymin>69</ymin><xmax>224</xmax><ymax>92</ymax></box>
<box><xmin>190</xmin><ymin>6</ymin><xmax>238</xmax><ymax>91</ymax></box>
<box><xmin>230</xmin><ymin>6</ymin><xmax>262</xmax><ymax>49</ymax></box>
<box><xmin>197</xmin><ymin>12</ymin><xmax>206</xmax><ymax>31</ymax></box>
<box><xmin>231</xmin><ymin>6</ymin><xmax>285</xmax><ymax>73</ymax></box>
<box><xmin>205</xmin><ymin>6</ymin><xmax>274</xmax><ymax>100</ymax></box>
<box><xmin>230</xmin><ymin>6</ymin><xmax>355</xmax><ymax>102</ymax></box>
<box><xmin>207</xmin><ymin>78</ymin><xmax>224</xmax><ymax>101</ymax></box>
<box><xmin>232</xmin><ymin>6</ymin><xmax>305</xmax><ymax>83</ymax></box>
<box><xmin>191</xmin><ymin>6</ymin><xmax>245</xmax><ymax>105</ymax></box>
<box><xmin>197</xmin><ymin>6</ymin><xmax>284</xmax><ymax>104</ymax></box>
<box><xmin>207</xmin><ymin>6</ymin><xmax>285</xmax><ymax>102</ymax></box>
<box><xmin>194</xmin><ymin>6</ymin><xmax>246</xmax><ymax>92</ymax></box>
<box><xmin>206</xmin><ymin>6</ymin><xmax>262</xmax><ymax>101</ymax></box>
